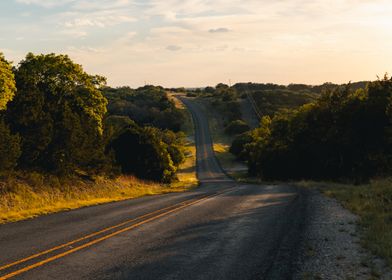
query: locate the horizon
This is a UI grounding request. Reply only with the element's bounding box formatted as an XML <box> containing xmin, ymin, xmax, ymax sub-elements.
<box><xmin>1</xmin><ymin>0</ymin><xmax>392</xmax><ymax>88</ymax></box>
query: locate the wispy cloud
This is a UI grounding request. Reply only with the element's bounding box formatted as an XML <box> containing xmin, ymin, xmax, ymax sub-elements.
<box><xmin>2</xmin><ymin>0</ymin><xmax>392</xmax><ymax>87</ymax></box>
<box><xmin>166</xmin><ymin>45</ymin><xmax>182</xmax><ymax>51</ymax></box>
<box><xmin>209</xmin><ymin>27</ymin><xmax>230</xmax><ymax>33</ymax></box>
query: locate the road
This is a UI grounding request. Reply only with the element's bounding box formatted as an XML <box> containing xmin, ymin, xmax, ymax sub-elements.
<box><xmin>0</xmin><ymin>97</ymin><xmax>306</xmax><ymax>280</ymax></box>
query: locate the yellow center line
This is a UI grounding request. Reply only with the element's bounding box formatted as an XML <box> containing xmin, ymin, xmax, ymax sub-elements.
<box><xmin>0</xmin><ymin>193</ymin><xmax>210</xmax><ymax>272</ymax></box>
<box><xmin>0</xmin><ymin>188</ymin><xmax>235</xmax><ymax>280</ymax></box>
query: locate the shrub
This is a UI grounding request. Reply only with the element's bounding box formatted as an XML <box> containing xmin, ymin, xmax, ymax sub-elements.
<box><xmin>0</xmin><ymin>121</ymin><xmax>21</xmax><ymax>173</ymax></box>
<box><xmin>229</xmin><ymin>132</ymin><xmax>253</xmax><ymax>160</ymax></box>
<box><xmin>224</xmin><ymin>120</ymin><xmax>250</xmax><ymax>135</ymax></box>
<box><xmin>109</xmin><ymin>126</ymin><xmax>176</xmax><ymax>183</ymax></box>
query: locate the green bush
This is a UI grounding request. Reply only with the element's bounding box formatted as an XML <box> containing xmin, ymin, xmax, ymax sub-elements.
<box><xmin>0</xmin><ymin>121</ymin><xmax>21</xmax><ymax>173</ymax></box>
<box><xmin>0</xmin><ymin>53</ymin><xmax>16</xmax><ymax>111</ymax></box>
<box><xmin>229</xmin><ymin>132</ymin><xmax>253</xmax><ymax>160</ymax></box>
<box><xmin>109</xmin><ymin>126</ymin><xmax>177</xmax><ymax>183</ymax></box>
<box><xmin>224</xmin><ymin>120</ymin><xmax>250</xmax><ymax>135</ymax></box>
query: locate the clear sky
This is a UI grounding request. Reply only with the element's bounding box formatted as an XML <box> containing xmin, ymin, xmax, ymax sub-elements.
<box><xmin>1</xmin><ymin>0</ymin><xmax>391</xmax><ymax>87</ymax></box>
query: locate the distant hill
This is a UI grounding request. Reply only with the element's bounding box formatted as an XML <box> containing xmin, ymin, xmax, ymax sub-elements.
<box><xmin>233</xmin><ymin>81</ymin><xmax>369</xmax><ymax>117</ymax></box>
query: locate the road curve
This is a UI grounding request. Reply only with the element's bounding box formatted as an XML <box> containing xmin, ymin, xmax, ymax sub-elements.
<box><xmin>0</xmin><ymin>97</ymin><xmax>306</xmax><ymax>280</ymax></box>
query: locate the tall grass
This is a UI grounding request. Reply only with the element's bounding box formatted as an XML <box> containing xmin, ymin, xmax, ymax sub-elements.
<box><xmin>0</xmin><ymin>172</ymin><xmax>191</xmax><ymax>224</ymax></box>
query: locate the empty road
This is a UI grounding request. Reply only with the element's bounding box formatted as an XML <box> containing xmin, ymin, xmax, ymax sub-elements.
<box><xmin>0</xmin><ymin>97</ymin><xmax>306</xmax><ymax>280</ymax></box>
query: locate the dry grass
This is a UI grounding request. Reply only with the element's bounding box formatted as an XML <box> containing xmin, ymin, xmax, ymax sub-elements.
<box><xmin>174</xmin><ymin>143</ymin><xmax>198</xmax><ymax>188</ymax></box>
<box><xmin>0</xmin><ymin>173</ymin><xmax>192</xmax><ymax>224</ymax></box>
<box><xmin>0</xmin><ymin>92</ymin><xmax>198</xmax><ymax>225</ymax></box>
<box><xmin>168</xmin><ymin>92</ymin><xmax>198</xmax><ymax>188</ymax></box>
<box><xmin>296</xmin><ymin>179</ymin><xmax>392</xmax><ymax>267</ymax></box>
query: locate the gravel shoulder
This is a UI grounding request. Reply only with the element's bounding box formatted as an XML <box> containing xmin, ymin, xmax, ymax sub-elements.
<box><xmin>294</xmin><ymin>190</ymin><xmax>392</xmax><ymax>280</ymax></box>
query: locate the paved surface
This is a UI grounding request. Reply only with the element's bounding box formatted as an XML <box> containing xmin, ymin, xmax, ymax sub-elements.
<box><xmin>0</xmin><ymin>97</ymin><xmax>306</xmax><ymax>280</ymax></box>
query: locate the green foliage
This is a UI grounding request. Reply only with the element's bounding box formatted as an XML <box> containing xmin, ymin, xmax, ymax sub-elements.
<box><xmin>224</xmin><ymin>120</ymin><xmax>250</xmax><ymax>135</ymax></box>
<box><xmin>245</xmin><ymin>77</ymin><xmax>392</xmax><ymax>182</ymax></box>
<box><xmin>103</xmin><ymin>85</ymin><xmax>185</xmax><ymax>132</ymax></box>
<box><xmin>0</xmin><ymin>53</ymin><xmax>16</xmax><ymax>111</ymax></box>
<box><xmin>109</xmin><ymin>125</ymin><xmax>179</xmax><ymax>183</ymax></box>
<box><xmin>6</xmin><ymin>53</ymin><xmax>108</xmax><ymax>175</ymax></box>
<box><xmin>0</xmin><ymin>120</ymin><xmax>21</xmax><ymax>172</ymax></box>
<box><xmin>229</xmin><ymin>132</ymin><xmax>253</xmax><ymax>160</ymax></box>
<box><xmin>249</xmin><ymin>89</ymin><xmax>316</xmax><ymax>117</ymax></box>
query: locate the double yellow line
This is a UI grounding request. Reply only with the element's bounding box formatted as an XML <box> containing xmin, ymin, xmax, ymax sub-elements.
<box><xmin>0</xmin><ymin>188</ymin><xmax>234</xmax><ymax>279</ymax></box>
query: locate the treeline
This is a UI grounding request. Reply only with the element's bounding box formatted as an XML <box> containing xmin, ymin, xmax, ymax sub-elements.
<box><xmin>104</xmin><ymin>86</ymin><xmax>184</xmax><ymax>132</ymax></box>
<box><xmin>233</xmin><ymin>81</ymin><xmax>368</xmax><ymax>95</ymax></box>
<box><xmin>187</xmin><ymin>83</ymin><xmax>249</xmax><ymax>136</ymax></box>
<box><xmin>0</xmin><ymin>52</ymin><xmax>186</xmax><ymax>183</ymax></box>
<box><xmin>231</xmin><ymin>77</ymin><xmax>392</xmax><ymax>182</ymax></box>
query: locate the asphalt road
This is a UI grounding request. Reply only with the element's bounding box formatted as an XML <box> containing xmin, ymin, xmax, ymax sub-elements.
<box><xmin>0</xmin><ymin>97</ymin><xmax>305</xmax><ymax>280</ymax></box>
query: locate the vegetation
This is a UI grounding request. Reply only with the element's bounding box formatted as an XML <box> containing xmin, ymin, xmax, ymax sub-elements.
<box><xmin>0</xmin><ymin>53</ymin><xmax>16</xmax><ymax>110</ymax></box>
<box><xmin>0</xmin><ymin>173</ymin><xmax>191</xmax><ymax>224</ymax></box>
<box><xmin>0</xmin><ymin>52</ymin><xmax>188</xmax><ymax>184</ymax></box>
<box><xmin>6</xmin><ymin>53</ymin><xmax>109</xmax><ymax>175</ymax></box>
<box><xmin>103</xmin><ymin>85</ymin><xmax>185</xmax><ymax>132</ymax></box>
<box><xmin>110</xmin><ymin>125</ymin><xmax>184</xmax><ymax>183</ymax></box>
<box><xmin>167</xmin><ymin>93</ymin><xmax>198</xmax><ymax>187</ymax></box>
<box><xmin>224</xmin><ymin>120</ymin><xmax>250</xmax><ymax>135</ymax></box>
<box><xmin>0</xmin><ymin>53</ymin><xmax>21</xmax><ymax>174</ymax></box>
<box><xmin>233</xmin><ymin>77</ymin><xmax>392</xmax><ymax>182</ymax></box>
<box><xmin>234</xmin><ymin>83</ymin><xmax>317</xmax><ymax>118</ymax></box>
<box><xmin>297</xmin><ymin>179</ymin><xmax>392</xmax><ymax>267</ymax></box>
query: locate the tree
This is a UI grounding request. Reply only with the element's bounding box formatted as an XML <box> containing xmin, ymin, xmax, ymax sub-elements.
<box><xmin>0</xmin><ymin>121</ymin><xmax>21</xmax><ymax>172</ymax></box>
<box><xmin>7</xmin><ymin>53</ymin><xmax>108</xmax><ymax>175</ymax></box>
<box><xmin>224</xmin><ymin>120</ymin><xmax>250</xmax><ymax>135</ymax></box>
<box><xmin>0</xmin><ymin>53</ymin><xmax>16</xmax><ymax>110</ymax></box>
<box><xmin>0</xmin><ymin>53</ymin><xmax>21</xmax><ymax>173</ymax></box>
<box><xmin>110</xmin><ymin>126</ymin><xmax>177</xmax><ymax>183</ymax></box>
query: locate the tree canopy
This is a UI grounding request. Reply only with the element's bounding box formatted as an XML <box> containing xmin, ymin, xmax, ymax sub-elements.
<box><xmin>0</xmin><ymin>53</ymin><xmax>16</xmax><ymax>111</ymax></box>
<box><xmin>7</xmin><ymin>53</ymin><xmax>108</xmax><ymax>174</ymax></box>
<box><xmin>237</xmin><ymin>77</ymin><xmax>392</xmax><ymax>182</ymax></box>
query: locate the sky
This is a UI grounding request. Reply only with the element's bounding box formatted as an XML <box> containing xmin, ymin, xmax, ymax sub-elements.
<box><xmin>0</xmin><ymin>0</ymin><xmax>392</xmax><ymax>88</ymax></box>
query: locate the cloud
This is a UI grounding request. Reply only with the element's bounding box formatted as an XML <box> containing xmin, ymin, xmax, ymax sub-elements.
<box><xmin>5</xmin><ymin>0</ymin><xmax>392</xmax><ymax>87</ymax></box>
<box><xmin>15</xmin><ymin>0</ymin><xmax>75</xmax><ymax>8</ymax></box>
<box><xmin>64</xmin><ymin>15</ymin><xmax>135</xmax><ymax>28</ymax></box>
<box><xmin>166</xmin><ymin>45</ymin><xmax>182</xmax><ymax>51</ymax></box>
<box><xmin>209</xmin><ymin>27</ymin><xmax>231</xmax><ymax>33</ymax></box>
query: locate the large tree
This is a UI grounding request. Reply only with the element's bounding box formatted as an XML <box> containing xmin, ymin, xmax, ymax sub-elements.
<box><xmin>0</xmin><ymin>53</ymin><xmax>16</xmax><ymax>110</ymax></box>
<box><xmin>0</xmin><ymin>53</ymin><xmax>20</xmax><ymax>172</ymax></box>
<box><xmin>7</xmin><ymin>53</ymin><xmax>108</xmax><ymax>174</ymax></box>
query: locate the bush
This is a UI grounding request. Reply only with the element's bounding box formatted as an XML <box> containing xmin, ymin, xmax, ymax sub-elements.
<box><xmin>109</xmin><ymin>126</ymin><xmax>176</xmax><ymax>183</ymax></box>
<box><xmin>229</xmin><ymin>132</ymin><xmax>253</xmax><ymax>160</ymax></box>
<box><xmin>0</xmin><ymin>53</ymin><xmax>16</xmax><ymax>111</ymax></box>
<box><xmin>224</xmin><ymin>120</ymin><xmax>250</xmax><ymax>135</ymax></box>
<box><xmin>0</xmin><ymin>120</ymin><xmax>21</xmax><ymax>173</ymax></box>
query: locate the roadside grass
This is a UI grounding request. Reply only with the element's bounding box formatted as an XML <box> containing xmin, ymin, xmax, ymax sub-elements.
<box><xmin>0</xmin><ymin>93</ymin><xmax>198</xmax><ymax>225</ymax></box>
<box><xmin>295</xmin><ymin>179</ymin><xmax>392</xmax><ymax>267</ymax></box>
<box><xmin>173</xmin><ymin>143</ymin><xmax>198</xmax><ymax>188</ymax></box>
<box><xmin>169</xmin><ymin>93</ymin><xmax>198</xmax><ymax>188</ymax></box>
<box><xmin>0</xmin><ymin>173</ymin><xmax>191</xmax><ymax>224</ymax></box>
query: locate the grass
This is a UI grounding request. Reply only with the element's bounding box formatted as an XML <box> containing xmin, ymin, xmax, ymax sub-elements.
<box><xmin>0</xmin><ymin>173</ymin><xmax>192</xmax><ymax>224</ymax></box>
<box><xmin>169</xmin><ymin>92</ymin><xmax>198</xmax><ymax>188</ymax></box>
<box><xmin>296</xmin><ymin>179</ymin><xmax>392</xmax><ymax>267</ymax></box>
<box><xmin>0</xmin><ymin>93</ymin><xmax>198</xmax><ymax>225</ymax></box>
